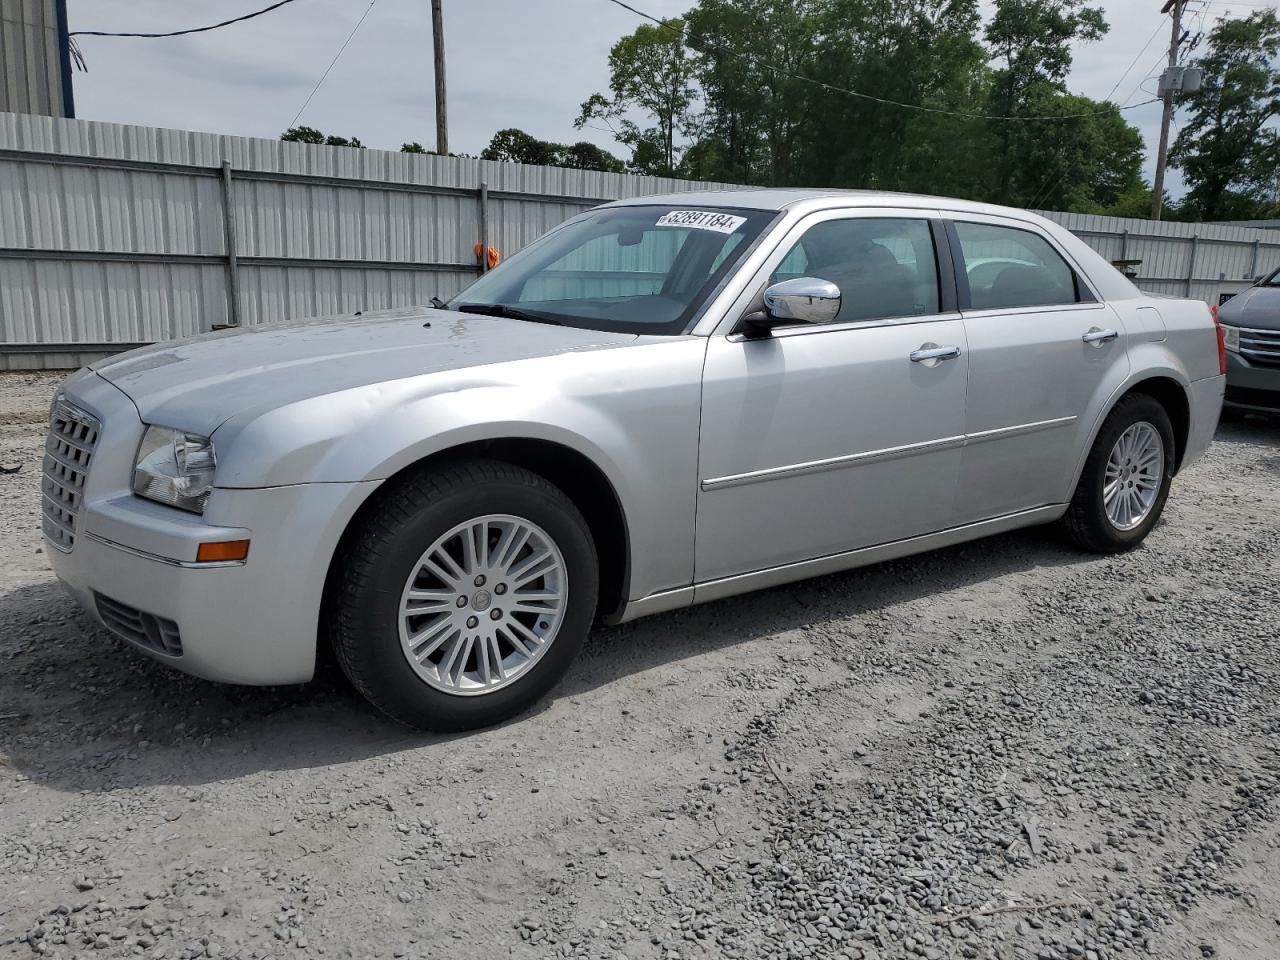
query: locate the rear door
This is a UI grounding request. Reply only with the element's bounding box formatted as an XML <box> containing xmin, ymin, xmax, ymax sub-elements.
<box><xmin>948</xmin><ymin>217</ymin><xmax>1130</xmax><ymax>522</ymax></box>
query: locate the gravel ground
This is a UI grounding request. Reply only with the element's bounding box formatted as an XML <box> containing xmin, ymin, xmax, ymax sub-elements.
<box><xmin>1</xmin><ymin>370</ymin><xmax>1278</xmax><ymax>960</ymax></box>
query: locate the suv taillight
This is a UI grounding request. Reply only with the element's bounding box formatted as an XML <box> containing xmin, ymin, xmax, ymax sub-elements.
<box><xmin>1212</xmin><ymin>306</ymin><xmax>1227</xmax><ymax>375</ymax></box>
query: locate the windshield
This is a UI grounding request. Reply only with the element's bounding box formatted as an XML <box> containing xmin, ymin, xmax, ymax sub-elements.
<box><xmin>449</xmin><ymin>205</ymin><xmax>777</xmax><ymax>335</ymax></box>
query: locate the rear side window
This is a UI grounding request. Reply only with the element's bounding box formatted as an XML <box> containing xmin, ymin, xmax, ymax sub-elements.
<box><xmin>773</xmin><ymin>217</ymin><xmax>940</xmax><ymax>323</ymax></box>
<box><xmin>953</xmin><ymin>222</ymin><xmax>1079</xmax><ymax>310</ymax></box>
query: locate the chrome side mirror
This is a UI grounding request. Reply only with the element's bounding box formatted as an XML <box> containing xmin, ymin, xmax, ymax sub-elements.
<box><xmin>763</xmin><ymin>277</ymin><xmax>842</xmax><ymax>324</ymax></box>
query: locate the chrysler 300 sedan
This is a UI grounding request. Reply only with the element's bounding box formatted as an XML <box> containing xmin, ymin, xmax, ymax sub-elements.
<box><xmin>44</xmin><ymin>190</ymin><xmax>1225</xmax><ymax>730</ymax></box>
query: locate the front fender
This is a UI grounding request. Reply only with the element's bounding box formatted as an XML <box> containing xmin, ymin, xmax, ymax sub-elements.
<box><xmin>211</xmin><ymin>339</ymin><xmax>709</xmax><ymax>601</ymax></box>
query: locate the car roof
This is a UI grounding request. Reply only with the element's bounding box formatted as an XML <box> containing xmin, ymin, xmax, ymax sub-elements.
<box><xmin>601</xmin><ymin>188</ymin><xmax>1044</xmax><ymax>222</ymax></box>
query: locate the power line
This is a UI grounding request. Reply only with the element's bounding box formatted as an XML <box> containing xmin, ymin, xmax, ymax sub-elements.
<box><xmin>1105</xmin><ymin>15</ymin><xmax>1174</xmax><ymax>104</ymax></box>
<box><xmin>70</xmin><ymin>0</ymin><xmax>302</xmax><ymax>38</ymax></box>
<box><xmin>286</xmin><ymin>0</ymin><xmax>380</xmax><ymax>131</ymax></box>
<box><xmin>600</xmin><ymin>0</ymin><xmax>1161</xmax><ymax>121</ymax></box>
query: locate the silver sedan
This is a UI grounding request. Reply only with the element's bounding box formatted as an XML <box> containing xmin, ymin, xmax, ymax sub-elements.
<box><xmin>43</xmin><ymin>190</ymin><xmax>1225</xmax><ymax>730</ymax></box>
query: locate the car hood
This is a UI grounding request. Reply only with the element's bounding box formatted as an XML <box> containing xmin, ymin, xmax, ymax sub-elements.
<box><xmin>91</xmin><ymin>306</ymin><xmax>638</xmax><ymax>436</ymax></box>
<box><xmin>1218</xmin><ymin>286</ymin><xmax>1280</xmax><ymax>329</ymax></box>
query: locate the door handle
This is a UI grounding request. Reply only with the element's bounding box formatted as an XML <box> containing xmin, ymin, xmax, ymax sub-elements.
<box><xmin>1082</xmin><ymin>327</ymin><xmax>1119</xmax><ymax>345</ymax></box>
<box><xmin>910</xmin><ymin>344</ymin><xmax>962</xmax><ymax>364</ymax></box>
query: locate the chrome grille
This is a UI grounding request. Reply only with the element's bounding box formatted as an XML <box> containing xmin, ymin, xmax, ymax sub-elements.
<box><xmin>41</xmin><ymin>399</ymin><xmax>102</xmax><ymax>552</ymax></box>
<box><xmin>1239</xmin><ymin>327</ymin><xmax>1280</xmax><ymax>367</ymax></box>
<box><xmin>95</xmin><ymin>593</ymin><xmax>184</xmax><ymax>657</ymax></box>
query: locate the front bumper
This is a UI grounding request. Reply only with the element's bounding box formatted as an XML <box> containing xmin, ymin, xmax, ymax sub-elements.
<box><xmin>45</xmin><ymin>372</ymin><xmax>377</xmax><ymax>685</ymax></box>
<box><xmin>1224</xmin><ymin>351</ymin><xmax>1280</xmax><ymax>412</ymax></box>
<box><xmin>50</xmin><ymin>483</ymin><xmax>373</xmax><ymax>685</ymax></box>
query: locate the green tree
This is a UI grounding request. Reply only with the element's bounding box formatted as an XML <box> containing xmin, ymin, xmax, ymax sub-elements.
<box><xmin>280</xmin><ymin>126</ymin><xmax>364</xmax><ymax>148</ymax></box>
<box><xmin>999</xmin><ymin>86</ymin><xmax>1143</xmax><ymax>210</ymax></box>
<box><xmin>685</xmin><ymin>0</ymin><xmax>823</xmax><ymax>186</ymax></box>
<box><xmin>576</xmin><ymin>19</ymin><xmax>700</xmax><ymax>176</ymax></box>
<box><xmin>400</xmin><ymin>142</ymin><xmax>428</xmax><ymax>153</ymax></box>
<box><xmin>809</xmin><ymin>0</ymin><xmax>989</xmax><ymax>191</ymax></box>
<box><xmin>982</xmin><ymin>0</ymin><xmax>1107</xmax><ymax>199</ymax></box>
<box><xmin>480</xmin><ymin>129</ymin><xmax>625</xmax><ymax>173</ymax></box>
<box><xmin>581</xmin><ymin>0</ymin><xmax>1151</xmax><ymax>212</ymax></box>
<box><xmin>1171</xmin><ymin>11</ymin><xmax>1280</xmax><ymax>220</ymax></box>
<box><xmin>481</xmin><ymin>128</ymin><xmax>563</xmax><ymax>166</ymax></box>
<box><xmin>559</xmin><ymin>141</ymin><xmax>626</xmax><ymax>173</ymax></box>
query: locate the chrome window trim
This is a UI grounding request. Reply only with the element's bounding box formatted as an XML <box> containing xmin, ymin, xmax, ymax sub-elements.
<box><xmin>726</xmin><ymin>310</ymin><xmax>965</xmax><ymax>342</ymax></box>
<box><xmin>701</xmin><ymin>415</ymin><xmax>1077</xmax><ymax>491</ymax></box>
<box><xmin>959</xmin><ymin>302</ymin><xmax>1108</xmax><ymax>321</ymax></box>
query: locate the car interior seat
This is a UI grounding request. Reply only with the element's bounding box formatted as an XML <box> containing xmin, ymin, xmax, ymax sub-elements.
<box><xmin>986</xmin><ymin>263</ymin><xmax>1069</xmax><ymax>310</ymax></box>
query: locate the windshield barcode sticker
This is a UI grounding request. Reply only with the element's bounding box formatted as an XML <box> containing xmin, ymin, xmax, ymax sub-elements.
<box><xmin>655</xmin><ymin>210</ymin><xmax>747</xmax><ymax>234</ymax></box>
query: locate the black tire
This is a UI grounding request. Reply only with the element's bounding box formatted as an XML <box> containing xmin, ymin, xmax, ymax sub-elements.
<box><xmin>1060</xmin><ymin>393</ymin><xmax>1176</xmax><ymax>554</ymax></box>
<box><xmin>329</xmin><ymin>460</ymin><xmax>598</xmax><ymax>731</ymax></box>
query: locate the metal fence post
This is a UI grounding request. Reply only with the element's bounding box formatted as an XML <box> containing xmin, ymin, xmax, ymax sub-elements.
<box><xmin>220</xmin><ymin>160</ymin><xmax>242</xmax><ymax>328</ymax></box>
<box><xmin>1186</xmin><ymin>235</ymin><xmax>1198</xmax><ymax>298</ymax></box>
<box><xmin>1250</xmin><ymin>238</ymin><xmax>1260</xmax><ymax>280</ymax></box>
<box><xmin>478</xmin><ymin>181</ymin><xmax>490</xmax><ymax>274</ymax></box>
<box><xmin>1120</xmin><ymin>229</ymin><xmax>1129</xmax><ymax>261</ymax></box>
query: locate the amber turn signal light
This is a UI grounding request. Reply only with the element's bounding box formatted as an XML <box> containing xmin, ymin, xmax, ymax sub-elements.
<box><xmin>196</xmin><ymin>539</ymin><xmax>251</xmax><ymax>563</ymax></box>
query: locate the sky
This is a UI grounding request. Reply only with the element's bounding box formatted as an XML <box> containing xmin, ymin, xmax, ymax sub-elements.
<box><xmin>63</xmin><ymin>0</ymin><xmax>1272</xmax><ymax>198</ymax></box>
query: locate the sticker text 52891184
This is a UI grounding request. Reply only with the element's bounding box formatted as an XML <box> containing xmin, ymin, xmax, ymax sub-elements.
<box><xmin>655</xmin><ymin>210</ymin><xmax>748</xmax><ymax>235</ymax></box>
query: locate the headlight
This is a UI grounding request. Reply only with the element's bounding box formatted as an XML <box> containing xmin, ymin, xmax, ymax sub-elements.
<box><xmin>132</xmin><ymin>426</ymin><xmax>217</xmax><ymax>513</ymax></box>
<box><xmin>1220</xmin><ymin>322</ymin><xmax>1240</xmax><ymax>353</ymax></box>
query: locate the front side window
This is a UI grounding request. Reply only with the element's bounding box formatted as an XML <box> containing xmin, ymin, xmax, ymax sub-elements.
<box><xmin>772</xmin><ymin>218</ymin><xmax>940</xmax><ymax>323</ymax></box>
<box><xmin>450</xmin><ymin>205</ymin><xmax>774</xmax><ymax>335</ymax></box>
<box><xmin>953</xmin><ymin>222</ymin><xmax>1079</xmax><ymax>310</ymax></box>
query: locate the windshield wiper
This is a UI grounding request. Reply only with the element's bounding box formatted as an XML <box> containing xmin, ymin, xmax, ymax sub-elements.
<box><xmin>429</xmin><ymin>296</ymin><xmax>449</xmax><ymax>309</ymax></box>
<box><xmin>453</xmin><ymin>303</ymin><xmax>564</xmax><ymax>326</ymax></box>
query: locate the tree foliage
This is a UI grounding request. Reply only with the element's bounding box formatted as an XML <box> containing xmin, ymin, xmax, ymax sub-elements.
<box><xmin>570</xmin><ymin>0</ymin><xmax>1159</xmax><ymax>212</ymax></box>
<box><xmin>576</xmin><ymin>19</ymin><xmax>700</xmax><ymax>176</ymax></box>
<box><xmin>480</xmin><ymin>128</ymin><xmax>625</xmax><ymax>173</ymax></box>
<box><xmin>280</xmin><ymin>126</ymin><xmax>364</xmax><ymax>148</ymax></box>
<box><xmin>1171</xmin><ymin>11</ymin><xmax>1280</xmax><ymax>220</ymax></box>
<box><xmin>279</xmin><ymin>4</ymin><xmax>1280</xmax><ymax>221</ymax></box>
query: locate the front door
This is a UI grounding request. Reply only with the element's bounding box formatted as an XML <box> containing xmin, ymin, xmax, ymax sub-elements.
<box><xmin>695</xmin><ymin>213</ymin><xmax>969</xmax><ymax>584</ymax></box>
<box><xmin>948</xmin><ymin>217</ymin><xmax>1132</xmax><ymax>522</ymax></box>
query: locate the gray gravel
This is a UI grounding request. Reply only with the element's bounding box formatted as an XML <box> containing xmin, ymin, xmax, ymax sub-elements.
<box><xmin>1</xmin><ymin>370</ymin><xmax>1278</xmax><ymax>960</ymax></box>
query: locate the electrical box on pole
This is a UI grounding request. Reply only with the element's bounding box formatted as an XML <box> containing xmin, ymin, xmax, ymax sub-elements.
<box><xmin>1157</xmin><ymin>65</ymin><xmax>1203</xmax><ymax>96</ymax></box>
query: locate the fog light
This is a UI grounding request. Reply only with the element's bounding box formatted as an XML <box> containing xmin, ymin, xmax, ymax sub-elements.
<box><xmin>196</xmin><ymin>540</ymin><xmax>251</xmax><ymax>563</ymax></box>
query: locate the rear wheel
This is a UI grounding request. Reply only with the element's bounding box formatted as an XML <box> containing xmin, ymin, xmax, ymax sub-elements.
<box><xmin>1061</xmin><ymin>394</ymin><xmax>1175</xmax><ymax>554</ymax></box>
<box><xmin>330</xmin><ymin>460</ymin><xmax>598</xmax><ymax>731</ymax></box>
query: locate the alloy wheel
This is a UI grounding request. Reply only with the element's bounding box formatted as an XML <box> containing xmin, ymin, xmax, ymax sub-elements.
<box><xmin>397</xmin><ymin>514</ymin><xmax>567</xmax><ymax>696</ymax></box>
<box><xmin>1103</xmin><ymin>421</ymin><xmax>1164</xmax><ymax>531</ymax></box>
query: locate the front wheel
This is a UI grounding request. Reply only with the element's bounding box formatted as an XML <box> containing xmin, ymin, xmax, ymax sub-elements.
<box><xmin>329</xmin><ymin>460</ymin><xmax>598</xmax><ymax>731</ymax></box>
<box><xmin>1061</xmin><ymin>394</ymin><xmax>1176</xmax><ymax>554</ymax></box>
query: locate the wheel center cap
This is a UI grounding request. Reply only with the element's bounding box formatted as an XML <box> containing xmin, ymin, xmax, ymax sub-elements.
<box><xmin>471</xmin><ymin>589</ymin><xmax>492</xmax><ymax>612</ymax></box>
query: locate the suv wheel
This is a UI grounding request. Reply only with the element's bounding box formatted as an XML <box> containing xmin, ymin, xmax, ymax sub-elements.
<box><xmin>1061</xmin><ymin>394</ymin><xmax>1176</xmax><ymax>553</ymax></box>
<box><xmin>330</xmin><ymin>460</ymin><xmax>598</xmax><ymax>731</ymax></box>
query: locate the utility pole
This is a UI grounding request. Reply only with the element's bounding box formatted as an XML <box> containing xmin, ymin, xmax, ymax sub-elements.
<box><xmin>431</xmin><ymin>0</ymin><xmax>448</xmax><ymax>156</ymax></box>
<box><xmin>1150</xmin><ymin>0</ymin><xmax>1184</xmax><ymax>221</ymax></box>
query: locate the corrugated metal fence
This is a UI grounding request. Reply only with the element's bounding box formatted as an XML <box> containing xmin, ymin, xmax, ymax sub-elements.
<box><xmin>1034</xmin><ymin>210</ymin><xmax>1280</xmax><ymax>306</ymax></box>
<box><xmin>0</xmin><ymin>113</ymin><xmax>736</xmax><ymax>369</ymax></box>
<box><xmin>3</xmin><ymin>112</ymin><xmax>1279</xmax><ymax>370</ymax></box>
